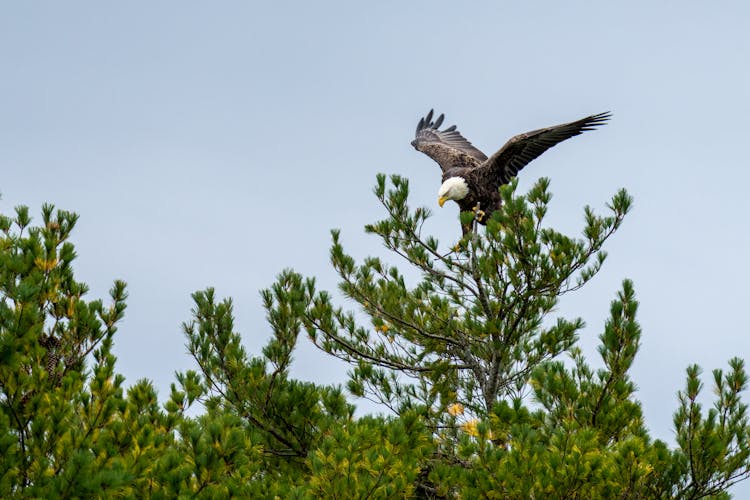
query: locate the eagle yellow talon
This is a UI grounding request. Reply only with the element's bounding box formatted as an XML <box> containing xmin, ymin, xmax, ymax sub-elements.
<box><xmin>471</xmin><ymin>204</ymin><xmax>486</xmax><ymax>221</ymax></box>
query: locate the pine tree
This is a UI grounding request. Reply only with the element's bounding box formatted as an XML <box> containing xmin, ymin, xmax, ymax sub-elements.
<box><xmin>268</xmin><ymin>175</ymin><xmax>750</xmax><ymax>498</ymax></box>
<box><xmin>173</xmin><ymin>282</ymin><xmax>432</xmax><ymax>498</ymax></box>
<box><xmin>3</xmin><ymin>176</ymin><xmax>750</xmax><ymax>498</ymax></box>
<box><xmin>279</xmin><ymin>175</ymin><xmax>629</xmax><ymax>421</ymax></box>
<box><xmin>0</xmin><ymin>204</ymin><xmax>135</xmax><ymax>495</ymax></box>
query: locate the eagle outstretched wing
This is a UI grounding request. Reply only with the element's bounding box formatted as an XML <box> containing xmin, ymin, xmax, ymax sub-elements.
<box><xmin>477</xmin><ymin>112</ymin><xmax>611</xmax><ymax>185</ymax></box>
<box><xmin>412</xmin><ymin>109</ymin><xmax>487</xmax><ymax>174</ymax></box>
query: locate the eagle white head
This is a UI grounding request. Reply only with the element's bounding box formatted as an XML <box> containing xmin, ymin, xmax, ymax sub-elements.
<box><xmin>437</xmin><ymin>177</ymin><xmax>469</xmax><ymax>207</ymax></box>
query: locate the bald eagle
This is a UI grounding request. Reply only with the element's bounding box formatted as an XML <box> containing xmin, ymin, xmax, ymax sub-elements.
<box><xmin>411</xmin><ymin>110</ymin><xmax>610</xmax><ymax>234</ymax></box>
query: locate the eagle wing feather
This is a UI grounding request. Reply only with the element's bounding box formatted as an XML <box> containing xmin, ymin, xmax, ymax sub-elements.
<box><xmin>477</xmin><ymin>112</ymin><xmax>611</xmax><ymax>185</ymax></box>
<box><xmin>413</xmin><ymin>110</ymin><xmax>487</xmax><ymax>174</ymax></box>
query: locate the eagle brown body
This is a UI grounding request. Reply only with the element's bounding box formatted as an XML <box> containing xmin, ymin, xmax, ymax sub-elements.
<box><xmin>411</xmin><ymin>110</ymin><xmax>610</xmax><ymax>233</ymax></box>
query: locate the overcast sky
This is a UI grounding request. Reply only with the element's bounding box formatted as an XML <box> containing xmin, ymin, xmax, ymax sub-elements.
<box><xmin>2</xmin><ymin>1</ymin><xmax>750</xmax><ymax>492</ymax></box>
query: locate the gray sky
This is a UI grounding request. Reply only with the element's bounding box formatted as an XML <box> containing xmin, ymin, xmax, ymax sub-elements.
<box><xmin>3</xmin><ymin>1</ymin><xmax>750</xmax><ymax>492</ymax></box>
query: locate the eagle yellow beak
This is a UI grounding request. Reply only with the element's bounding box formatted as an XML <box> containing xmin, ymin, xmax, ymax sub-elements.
<box><xmin>438</xmin><ymin>196</ymin><xmax>448</xmax><ymax>208</ymax></box>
